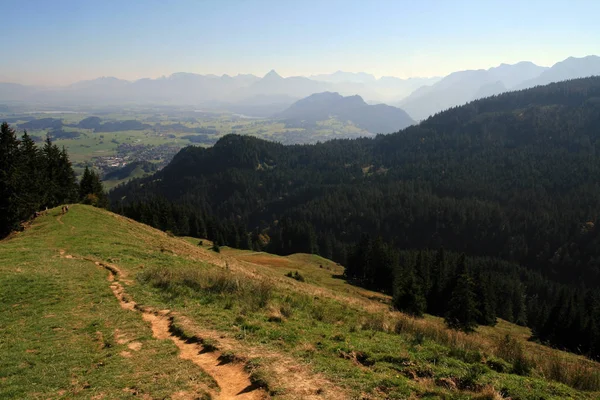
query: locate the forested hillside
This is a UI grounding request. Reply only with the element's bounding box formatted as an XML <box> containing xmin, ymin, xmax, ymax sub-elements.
<box><xmin>0</xmin><ymin>123</ymin><xmax>107</xmax><ymax>236</ymax></box>
<box><xmin>111</xmin><ymin>77</ymin><xmax>600</xmax><ymax>359</ymax></box>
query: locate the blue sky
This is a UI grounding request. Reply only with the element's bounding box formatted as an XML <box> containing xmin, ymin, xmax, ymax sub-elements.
<box><xmin>1</xmin><ymin>0</ymin><xmax>598</xmax><ymax>85</ymax></box>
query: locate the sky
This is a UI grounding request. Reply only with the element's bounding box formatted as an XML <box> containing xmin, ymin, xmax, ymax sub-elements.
<box><xmin>1</xmin><ymin>0</ymin><xmax>599</xmax><ymax>86</ymax></box>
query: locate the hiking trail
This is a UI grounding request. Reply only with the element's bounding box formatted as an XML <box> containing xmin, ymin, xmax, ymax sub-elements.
<box><xmin>59</xmin><ymin>251</ymin><xmax>266</xmax><ymax>400</ymax></box>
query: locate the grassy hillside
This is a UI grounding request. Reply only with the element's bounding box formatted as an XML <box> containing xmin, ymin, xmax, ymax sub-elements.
<box><xmin>2</xmin><ymin>205</ymin><xmax>600</xmax><ymax>399</ymax></box>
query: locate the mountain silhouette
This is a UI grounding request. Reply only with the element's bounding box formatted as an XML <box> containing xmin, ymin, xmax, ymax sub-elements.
<box><xmin>278</xmin><ymin>92</ymin><xmax>414</xmax><ymax>133</ymax></box>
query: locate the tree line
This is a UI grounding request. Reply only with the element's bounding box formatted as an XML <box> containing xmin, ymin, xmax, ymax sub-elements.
<box><xmin>0</xmin><ymin>122</ymin><xmax>106</xmax><ymax>237</ymax></box>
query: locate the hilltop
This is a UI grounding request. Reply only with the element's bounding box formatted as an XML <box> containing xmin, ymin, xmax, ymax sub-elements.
<box><xmin>277</xmin><ymin>92</ymin><xmax>414</xmax><ymax>133</ymax></box>
<box><xmin>2</xmin><ymin>205</ymin><xmax>600</xmax><ymax>399</ymax></box>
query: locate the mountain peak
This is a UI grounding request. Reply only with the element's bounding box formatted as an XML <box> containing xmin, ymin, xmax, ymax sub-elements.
<box><xmin>263</xmin><ymin>70</ymin><xmax>283</xmax><ymax>80</ymax></box>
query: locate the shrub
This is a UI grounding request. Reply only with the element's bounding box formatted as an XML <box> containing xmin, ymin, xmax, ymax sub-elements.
<box><xmin>495</xmin><ymin>334</ymin><xmax>534</xmax><ymax>376</ymax></box>
<box><xmin>285</xmin><ymin>271</ymin><xmax>305</xmax><ymax>282</ymax></box>
<box><xmin>458</xmin><ymin>364</ymin><xmax>488</xmax><ymax>390</ymax></box>
<box><xmin>485</xmin><ymin>357</ymin><xmax>511</xmax><ymax>373</ymax></box>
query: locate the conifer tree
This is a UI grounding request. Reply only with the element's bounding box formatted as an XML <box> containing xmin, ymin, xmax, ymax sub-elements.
<box><xmin>474</xmin><ymin>270</ymin><xmax>497</xmax><ymax>326</ymax></box>
<box><xmin>15</xmin><ymin>132</ymin><xmax>44</xmax><ymax>220</ymax></box>
<box><xmin>393</xmin><ymin>254</ymin><xmax>427</xmax><ymax>317</ymax></box>
<box><xmin>57</xmin><ymin>146</ymin><xmax>79</xmax><ymax>203</ymax></box>
<box><xmin>445</xmin><ymin>254</ymin><xmax>481</xmax><ymax>332</ymax></box>
<box><xmin>80</xmin><ymin>166</ymin><xmax>108</xmax><ymax>208</ymax></box>
<box><xmin>0</xmin><ymin>122</ymin><xmax>21</xmax><ymax>236</ymax></box>
<box><xmin>427</xmin><ymin>247</ymin><xmax>447</xmax><ymax>315</ymax></box>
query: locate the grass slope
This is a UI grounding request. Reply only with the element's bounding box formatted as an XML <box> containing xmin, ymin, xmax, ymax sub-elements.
<box><xmin>2</xmin><ymin>205</ymin><xmax>600</xmax><ymax>399</ymax></box>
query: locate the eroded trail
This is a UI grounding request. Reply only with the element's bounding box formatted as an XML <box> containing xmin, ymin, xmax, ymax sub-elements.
<box><xmin>59</xmin><ymin>251</ymin><xmax>265</xmax><ymax>400</ymax></box>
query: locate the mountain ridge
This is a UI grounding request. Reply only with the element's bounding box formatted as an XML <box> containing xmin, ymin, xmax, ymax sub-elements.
<box><xmin>1</xmin><ymin>55</ymin><xmax>598</xmax><ymax>117</ymax></box>
<box><xmin>277</xmin><ymin>91</ymin><xmax>414</xmax><ymax>133</ymax></box>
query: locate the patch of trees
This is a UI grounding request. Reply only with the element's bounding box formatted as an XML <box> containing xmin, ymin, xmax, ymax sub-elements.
<box><xmin>80</xmin><ymin>166</ymin><xmax>108</xmax><ymax>207</ymax></box>
<box><xmin>95</xmin><ymin>120</ymin><xmax>150</xmax><ymax>132</ymax></box>
<box><xmin>76</xmin><ymin>116</ymin><xmax>102</xmax><ymax>130</ymax></box>
<box><xmin>0</xmin><ymin>122</ymin><xmax>107</xmax><ymax>237</ymax></box>
<box><xmin>18</xmin><ymin>117</ymin><xmax>63</xmax><ymax>130</ymax></box>
<box><xmin>116</xmin><ymin>197</ymin><xmax>252</xmax><ymax>250</ymax></box>
<box><xmin>48</xmin><ymin>129</ymin><xmax>81</xmax><ymax>139</ymax></box>
<box><xmin>110</xmin><ymin>77</ymin><xmax>600</xmax><ymax>359</ymax></box>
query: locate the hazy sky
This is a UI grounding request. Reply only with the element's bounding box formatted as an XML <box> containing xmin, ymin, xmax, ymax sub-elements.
<box><xmin>1</xmin><ymin>0</ymin><xmax>599</xmax><ymax>85</ymax></box>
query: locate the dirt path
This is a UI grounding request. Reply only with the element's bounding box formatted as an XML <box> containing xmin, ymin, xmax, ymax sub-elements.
<box><xmin>58</xmin><ymin>251</ymin><xmax>266</xmax><ymax>400</ymax></box>
<box><xmin>97</xmin><ymin>261</ymin><xmax>266</xmax><ymax>400</ymax></box>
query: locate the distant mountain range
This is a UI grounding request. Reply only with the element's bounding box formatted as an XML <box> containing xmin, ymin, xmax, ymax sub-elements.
<box><xmin>1</xmin><ymin>55</ymin><xmax>599</xmax><ymax>120</ymax></box>
<box><xmin>277</xmin><ymin>92</ymin><xmax>414</xmax><ymax>134</ymax></box>
<box><xmin>398</xmin><ymin>55</ymin><xmax>600</xmax><ymax>121</ymax></box>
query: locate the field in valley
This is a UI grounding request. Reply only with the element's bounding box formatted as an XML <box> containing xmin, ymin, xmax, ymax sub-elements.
<box><xmin>0</xmin><ymin>109</ymin><xmax>372</xmax><ymax>187</ymax></box>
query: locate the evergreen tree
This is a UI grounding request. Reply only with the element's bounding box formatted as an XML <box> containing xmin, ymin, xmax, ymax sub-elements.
<box><xmin>445</xmin><ymin>254</ymin><xmax>481</xmax><ymax>332</ymax></box>
<box><xmin>57</xmin><ymin>146</ymin><xmax>79</xmax><ymax>203</ymax></box>
<box><xmin>42</xmin><ymin>135</ymin><xmax>61</xmax><ymax>206</ymax></box>
<box><xmin>80</xmin><ymin>166</ymin><xmax>108</xmax><ymax>208</ymax></box>
<box><xmin>0</xmin><ymin>122</ymin><xmax>21</xmax><ymax>236</ymax></box>
<box><xmin>427</xmin><ymin>247</ymin><xmax>447</xmax><ymax>315</ymax></box>
<box><xmin>15</xmin><ymin>131</ymin><xmax>44</xmax><ymax>220</ymax></box>
<box><xmin>474</xmin><ymin>271</ymin><xmax>497</xmax><ymax>326</ymax></box>
<box><xmin>393</xmin><ymin>254</ymin><xmax>427</xmax><ymax>317</ymax></box>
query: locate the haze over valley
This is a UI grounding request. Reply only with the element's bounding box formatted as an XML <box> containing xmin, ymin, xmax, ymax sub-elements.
<box><xmin>3</xmin><ymin>1</ymin><xmax>600</xmax><ymax>399</ymax></box>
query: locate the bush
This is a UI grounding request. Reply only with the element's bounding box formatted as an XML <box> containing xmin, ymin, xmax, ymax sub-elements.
<box><xmin>285</xmin><ymin>271</ymin><xmax>305</xmax><ymax>282</ymax></box>
<box><xmin>495</xmin><ymin>334</ymin><xmax>534</xmax><ymax>376</ymax></box>
<box><xmin>211</xmin><ymin>243</ymin><xmax>220</xmax><ymax>253</ymax></box>
<box><xmin>512</xmin><ymin>354</ymin><xmax>533</xmax><ymax>376</ymax></box>
<box><xmin>458</xmin><ymin>364</ymin><xmax>488</xmax><ymax>390</ymax></box>
<box><xmin>486</xmin><ymin>357</ymin><xmax>511</xmax><ymax>373</ymax></box>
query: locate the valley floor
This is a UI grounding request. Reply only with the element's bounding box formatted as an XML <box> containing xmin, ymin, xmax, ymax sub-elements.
<box><xmin>1</xmin><ymin>205</ymin><xmax>599</xmax><ymax>399</ymax></box>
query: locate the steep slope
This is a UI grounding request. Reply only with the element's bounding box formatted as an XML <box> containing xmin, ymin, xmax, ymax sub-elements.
<box><xmin>516</xmin><ymin>55</ymin><xmax>600</xmax><ymax>89</ymax></box>
<box><xmin>113</xmin><ymin>77</ymin><xmax>600</xmax><ymax>286</ymax></box>
<box><xmin>398</xmin><ymin>61</ymin><xmax>547</xmax><ymax>120</ymax></box>
<box><xmin>3</xmin><ymin>205</ymin><xmax>599</xmax><ymax>399</ymax></box>
<box><xmin>277</xmin><ymin>92</ymin><xmax>414</xmax><ymax>133</ymax></box>
<box><xmin>103</xmin><ymin>161</ymin><xmax>158</xmax><ymax>190</ymax></box>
